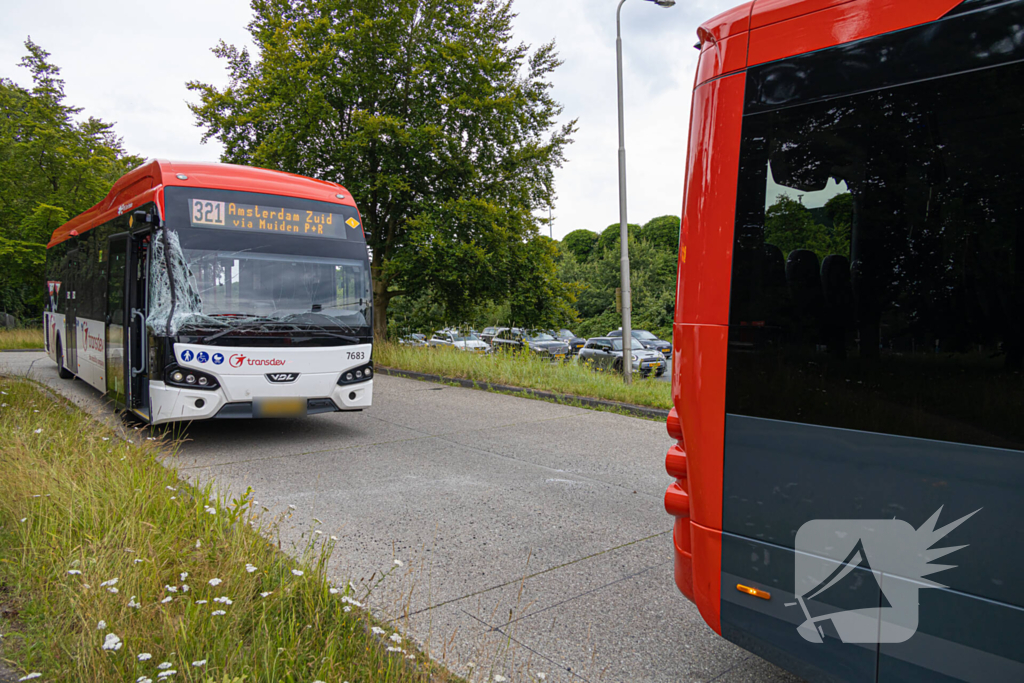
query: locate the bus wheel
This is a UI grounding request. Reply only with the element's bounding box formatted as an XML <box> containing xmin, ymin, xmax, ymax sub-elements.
<box><xmin>55</xmin><ymin>337</ymin><xmax>73</xmax><ymax>379</ymax></box>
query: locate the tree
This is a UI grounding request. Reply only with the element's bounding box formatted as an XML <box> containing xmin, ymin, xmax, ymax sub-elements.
<box><xmin>596</xmin><ymin>222</ymin><xmax>640</xmax><ymax>254</ymax></box>
<box><xmin>637</xmin><ymin>215</ymin><xmax>679</xmax><ymax>252</ymax></box>
<box><xmin>0</xmin><ymin>39</ymin><xmax>140</xmax><ymax>320</ymax></box>
<box><xmin>188</xmin><ymin>0</ymin><xmax>576</xmax><ymax>339</ymax></box>
<box><xmin>561</xmin><ymin>228</ymin><xmax>598</xmax><ymax>262</ymax></box>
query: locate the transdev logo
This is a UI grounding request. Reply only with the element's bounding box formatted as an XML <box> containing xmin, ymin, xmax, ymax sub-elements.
<box><xmin>789</xmin><ymin>507</ymin><xmax>979</xmax><ymax>644</ymax></box>
<box><xmin>229</xmin><ymin>353</ymin><xmax>285</xmax><ymax>369</ymax></box>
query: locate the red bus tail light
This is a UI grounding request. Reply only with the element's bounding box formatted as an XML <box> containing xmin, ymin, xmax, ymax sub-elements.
<box><xmin>666</xmin><ymin>406</ymin><xmax>684</xmax><ymax>442</ymax></box>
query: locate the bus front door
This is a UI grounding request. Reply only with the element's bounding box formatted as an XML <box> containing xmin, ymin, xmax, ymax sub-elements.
<box><xmin>105</xmin><ymin>236</ymin><xmax>128</xmax><ymax>408</ymax></box>
<box><xmin>127</xmin><ymin>231</ymin><xmax>150</xmax><ymax>418</ymax></box>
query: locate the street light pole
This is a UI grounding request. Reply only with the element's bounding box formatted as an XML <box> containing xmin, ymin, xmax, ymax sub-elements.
<box><xmin>615</xmin><ymin>0</ymin><xmax>674</xmax><ymax>384</ymax></box>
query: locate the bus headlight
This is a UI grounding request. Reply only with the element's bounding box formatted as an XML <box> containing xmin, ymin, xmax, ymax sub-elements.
<box><xmin>338</xmin><ymin>362</ymin><xmax>374</xmax><ymax>386</ymax></box>
<box><xmin>165</xmin><ymin>365</ymin><xmax>219</xmax><ymax>390</ymax></box>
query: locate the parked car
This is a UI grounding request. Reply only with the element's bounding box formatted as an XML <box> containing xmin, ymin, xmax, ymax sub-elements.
<box><xmin>479</xmin><ymin>326</ymin><xmax>500</xmax><ymax>345</ymax></box>
<box><xmin>577</xmin><ymin>336</ymin><xmax>666</xmax><ymax>377</ymax></box>
<box><xmin>398</xmin><ymin>333</ymin><xmax>427</xmax><ymax>346</ymax></box>
<box><xmin>489</xmin><ymin>328</ymin><xmax>569</xmax><ymax>360</ymax></box>
<box><xmin>606</xmin><ymin>328</ymin><xmax>672</xmax><ymax>359</ymax></box>
<box><xmin>428</xmin><ymin>330</ymin><xmax>490</xmax><ymax>352</ymax></box>
<box><xmin>548</xmin><ymin>329</ymin><xmax>586</xmax><ymax>357</ymax></box>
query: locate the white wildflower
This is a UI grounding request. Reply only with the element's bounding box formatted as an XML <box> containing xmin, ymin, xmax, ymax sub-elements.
<box><xmin>67</xmin><ymin>569</ymin><xmax>82</xmax><ymax>575</ymax></box>
<box><xmin>341</xmin><ymin>596</ymin><xmax>362</xmax><ymax>607</ymax></box>
<box><xmin>102</xmin><ymin>632</ymin><xmax>123</xmax><ymax>651</ymax></box>
<box><xmin>97</xmin><ymin>620</ymin><xmax>106</xmax><ymax>630</ymax></box>
<box><xmin>134</xmin><ymin>559</ymin><xmax>143</xmax><ymax>564</ymax></box>
<box><xmin>137</xmin><ymin>677</ymin><xmax>152</xmax><ymax>683</ymax></box>
<box><xmin>494</xmin><ymin>676</ymin><xmax>508</xmax><ymax>682</ymax></box>
<box><xmin>191</xmin><ymin>659</ymin><xmax>206</xmax><ymax>667</ymax></box>
<box><xmin>195</xmin><ymin>539</ymin><xmax>201</xmax><ymax>549</ymax></box>
<box><xmin>536</xmin><ymin>673</ymin><xmax>548</xmax><ymax>680</ymax></box>
<box><xmin>157</xmin><ymin>662</ymin><xmax>172</xmax><ymax>670</ymax></box>
<box><xmin>260</xmin><ymin>591</ymin><xmax>272</xmax><ymax>598</ymax></box>
<box><xmin>313</xmin><ymin>530</ymin><xmax>322</xmax><ymax>535</ymax></box>
<box><xmin>137</xmin><ymin>653</ymin><xmax>152</xmax><ymax>661</ymax></box>
<box><xmin>195</xmin><ymin>600</ymin><xmax>208</xmax><ymax>605</ymax></box>
<box><xmin>213</xmin><ymin>596</ymin><xmax>233</xmax><ymax>605</ymax></box>
<box><xmin>329</xmin><ymin>587</ymin><xmax>339</xmax><ymax>595</ymax></box>
<box><xmin>207</xmin><ymin>578</ymin><xmax>221</xmax><ymax>586</ymax></box>
<box><xmin>19</xmin><ymin>518</ymin><xmax>27</xmax><ymax>523</ymax></box>
<box><xmin>204</xmin><ymin>506</ymin><xmax>216</xmax><ymax>515</ymax></box>
<box><xmin>287</xmin><ymin>504</ymin><xmax>296</xmax><ymax>510</ymax></box>
<box><xmin>181</xmin><ymin>584</ymin><xmax>189</xmax><ymax>592</ymax></box>
<box><xmin>343</xmin><ymin>606</ymin><xmax>351</xmax><ymax>612</ymax></box>
<box><xmin>393</xmin><ymin>559</ymin><xmax>403</xmax><ymax>567</ymax></box>
<box><xmin>102</xmin><ymin>437</ymin><xmax>109</xmax><ymax>441</ymax></box>
<box><xmin>128</xmin><ymin>596</ymin><xmax>141</xmax><ymax>609</ymax></box>
<box><xmin>245</xmin><ymin>563</ymin><xmax>257</xmax><ymax>573</ymax></box>
<box><xmin>33</xmin><ymin>428</ymin><xmax>42</xmax><ymax>434</ymax></box>
<box><xmin>386</xmin><ymin>646</ymin><xmax>403</xmax><ymax>653</ymax></box>
<box><xmin>157</xmin><ymin>670</ymin><xmax>176</xmax><ymax>679</ymax></box>
<box><xmin>211</xmin><ymin>610</ymin><xmax>226</xmax><ymax>616</ymax></box>
<box><xmin>100</xmin><ymin>578</ymin><xmax>118</xmax><ymax>587</ymax></box>
<box><xmin>179</xmin><ymin>572</ymin><xmax>188</xmax><ymax>581</ymax></box>
<box><xmin>107</xmin><ymin>587</ymin><xmax>119</xmax><ymax>594</ymax></box>
<box><xmin>330</xmin><ymin>535</ymin><xmax>338</xmax><ymax>541</ymax></box>
<box><xmin>291</xmin><ymin>569</ymin><xmax>303</xmax><ymax>576</ymax></box>
<box><xmin>18</xmin><ymin>674</ymin><xmax>42</xmax><ymax>681</ymax></box>
<box><xmin>165</xmin><ymin>585</ymin><xmax>178</xmax><ymax>593</ymax></box>
<box><xmin>161</xmin><ymin>597</ymin><xmax>173</xmax><ymax>604</ymax></box>
<box><xmin>389</xmin><ymin>633</ymin><xmax>402</xmax><ymax>644</ymax></box>
<box><xmin>370</xmin><ymin>626</ymin><xmax>385</xmax><ymax>635</ymax></box>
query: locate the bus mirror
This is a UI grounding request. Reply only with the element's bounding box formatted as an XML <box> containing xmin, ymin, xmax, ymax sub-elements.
<box><xmin>132</xmin><ymin>210</ymin><xmax>156</xmax><ymax>226</ymax></box>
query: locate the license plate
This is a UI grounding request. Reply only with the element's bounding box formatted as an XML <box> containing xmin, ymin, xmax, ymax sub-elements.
<box><xmin>254</xmin><ymin>397</ymin><xmax>307</xmax><ymax>418</ymax></box>
<box><xmin>554</xmin><ymin>354</ymin><xmax>565</xmax><ymax>360</ymax></box>
<box><xmin>651</xmin><ymin>362</ymin><xmax>662</xmax><ymax>368</ymax></box>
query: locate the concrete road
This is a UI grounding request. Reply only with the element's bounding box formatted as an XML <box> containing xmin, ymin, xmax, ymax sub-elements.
<box><xmin>2</xmin><ymin>350</ymin><xmax>799</xmax><ymax>683</ymax></box>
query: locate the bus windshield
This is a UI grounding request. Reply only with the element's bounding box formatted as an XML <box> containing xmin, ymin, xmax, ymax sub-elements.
<box><xmin>152</xmin><ymin>187</ymin><xmax>372</xmax><ymax>340</ymax></box>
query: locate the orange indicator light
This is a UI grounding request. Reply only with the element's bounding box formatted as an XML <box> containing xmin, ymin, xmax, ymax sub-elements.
<box><xmin>737</xmin><ymin>584</ymin><xmax>771</xmax><ymax>600</ymax></box>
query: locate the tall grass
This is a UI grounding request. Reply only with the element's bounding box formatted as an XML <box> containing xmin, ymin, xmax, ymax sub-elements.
<box><xmin>0</xmin><ymin>377</ymin><xmax>460</xmax><ymax>683</ymax></box>
<box><xmin>375</xmin><ymin>342</ymin><xmax>672</xmax><ymax>410</ymax></box>
<box><xmin>0</xmin><ymin>328</ymin><xmax>44</xmax><ymax>349</ymax></box>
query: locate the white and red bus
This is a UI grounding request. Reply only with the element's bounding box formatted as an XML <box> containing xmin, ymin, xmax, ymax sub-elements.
<box><xmin>667</xmin><ymin>0</ymin><xmax>1024</xmax><ymax>681</ymax></box>
<box><xmin>45</xmin><ymin>160</ymin><xmax>374</xmax><ymax>424</ymax></box>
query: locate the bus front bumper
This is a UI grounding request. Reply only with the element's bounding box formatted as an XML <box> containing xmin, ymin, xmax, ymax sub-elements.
<box><xmin>148</xmin><ymin>378</ymin><xmax>372</xmax><ymax>425</ymax></box>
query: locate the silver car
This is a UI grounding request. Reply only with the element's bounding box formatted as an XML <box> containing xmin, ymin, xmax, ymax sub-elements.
<box><xmin>576</xmin><ymin>336</ymin><xmax>666</xmax><ymax>378</ymax></box>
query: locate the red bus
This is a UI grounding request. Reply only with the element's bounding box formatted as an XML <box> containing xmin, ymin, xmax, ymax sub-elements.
<box><xmin>44</xmin><ymin>161</ymin><xmax>374</xmax><ymax>424</ymax></box>
<box><xmin>666</xmin><ymin>1</ymin><xmax>1024</xmax><ymax>680</ymax></box>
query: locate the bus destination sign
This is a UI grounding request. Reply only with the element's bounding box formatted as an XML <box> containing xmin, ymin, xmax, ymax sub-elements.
<box><xmin>189</xmin><ymin>199</ymin><xmax>358</xmax><ymax>239</ymax></box>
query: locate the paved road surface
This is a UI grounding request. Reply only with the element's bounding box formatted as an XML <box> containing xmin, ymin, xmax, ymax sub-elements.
<box><xmin>2</xmin><ymin>350</ymin><xmax>799</xmax><ymax>683</ymax></box>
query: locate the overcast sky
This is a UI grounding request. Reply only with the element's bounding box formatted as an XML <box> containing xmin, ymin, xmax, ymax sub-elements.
<box><xmin>1</xmin><ymin>0</ymin><xmax>736</xmax><ymax>240</ymax></box>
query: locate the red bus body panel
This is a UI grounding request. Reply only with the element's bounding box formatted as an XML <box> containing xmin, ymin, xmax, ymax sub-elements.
<box><xmin>667</xmin><ymin>0</ymin><xmax>973</xmax><ymax>638</ymax></box>
<box><xmin>48</xmin><ymin>160</ymin><xmax>355</xmax><ymax>249</ymax></box>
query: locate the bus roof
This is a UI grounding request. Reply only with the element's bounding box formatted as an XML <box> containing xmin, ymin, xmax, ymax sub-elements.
<box><xmin>47</xmin><ymin>160</ymin><xmax>357</xmax><ymax>249</ymax></box>
<box><xmin>697</xmin><ymin>0</ymin><xmax>967</xmax><ymax>79</ymax></box>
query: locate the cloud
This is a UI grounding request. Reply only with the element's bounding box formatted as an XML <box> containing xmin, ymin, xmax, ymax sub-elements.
<box><xmin>1</xmin><ymin>0</ymin><xmax>739</xmax><ymax>239</ymax></box>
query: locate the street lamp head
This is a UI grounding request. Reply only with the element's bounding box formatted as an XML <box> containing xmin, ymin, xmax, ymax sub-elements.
<box><xmin>650</xmin><ymin>0</ymin><xmax>676</xmax><ymax>6</ymax></box>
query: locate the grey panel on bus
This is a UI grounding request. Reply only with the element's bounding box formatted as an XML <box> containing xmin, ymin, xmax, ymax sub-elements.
<box><xmin>722</xmin><ymin>414</ymin><xmax>1024</xmax><ymax>609</ymax></box>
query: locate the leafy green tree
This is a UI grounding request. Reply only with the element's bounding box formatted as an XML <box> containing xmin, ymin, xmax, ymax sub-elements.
<box><xmin>188</xmin><ymin>0</ymin><xmax>576</xmax><ymax>340</ymax></box>
<box><xmin>637</xmin><ymin>215</ymin><xmax>679</xmax><ymax>252</ymax></box>
<box><xmin>765</xmin><ymin>194</ymin><xmax>850</xmax><ymax>262</ymax></box>
<box><xmin>561</xmin><ymin>229</ymin><xmax>599</xmax><ymax>262</ymax></box>
<box><xmin>0</xmin><ymin>40</ymin><xmax>139</xmax><ymax>320</ymax></box>
<box><xmin>596</xmin><ymin>222</ymin><xmax>640</xmax><ymax>254</ymax></box>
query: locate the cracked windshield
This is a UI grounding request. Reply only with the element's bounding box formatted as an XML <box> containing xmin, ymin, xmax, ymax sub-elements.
<box><xmin>155</xmin><ymin>189</ymin><xmax>372</xmax><ymax>340</ymax></box>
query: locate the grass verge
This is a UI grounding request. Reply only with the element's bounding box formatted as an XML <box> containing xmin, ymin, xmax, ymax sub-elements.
<box><xmin>374</xmin><ymin>342</ymin><xmax>672</xmax><ymax>410</ymax></box>
<box><xmin>0</xmin><ymin>328</ymin><xmax>44</xmax><ymax>350</ymax></box>
<box><xmin>0</xmin><ymin>377</ymin><xmax>460</xmax><ymax>683</ymax></box>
